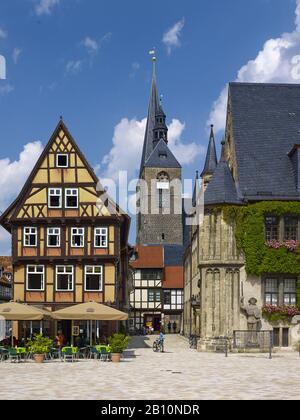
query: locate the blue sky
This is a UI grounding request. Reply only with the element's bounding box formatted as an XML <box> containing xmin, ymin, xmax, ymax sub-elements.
<box><xmin>0</xmin><ymin>0</ymin><xmax>299</xmax><ymax>252</ymax></box>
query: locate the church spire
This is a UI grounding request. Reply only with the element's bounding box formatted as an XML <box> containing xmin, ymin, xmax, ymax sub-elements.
<box><xmin>139</xmin><ymin>52</ymin><xmax>168</xmax><ymax>175</ymax></box>
<box><xmin>201</xmin><ymin>124</ymin><xmax>218</xmax><ymax>179</ymax></box>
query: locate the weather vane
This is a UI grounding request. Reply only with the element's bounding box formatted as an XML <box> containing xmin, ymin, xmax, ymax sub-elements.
<box><xmin>149</xmin><ymin>48</ymin><xmax>157</xmax><ymax>76</ymax></box>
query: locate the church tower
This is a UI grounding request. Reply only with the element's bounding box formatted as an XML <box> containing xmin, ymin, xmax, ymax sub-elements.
<box><xmin>136</xmin><ymin>60</ymin><xmax>183</xmax><ymax>245</ymax></box>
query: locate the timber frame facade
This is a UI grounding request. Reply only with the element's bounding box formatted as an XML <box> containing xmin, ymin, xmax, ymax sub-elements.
<box><xmin>0</xmin><ymin>120</ymin><xmax>130</xmax><ymax>321</ymax></box>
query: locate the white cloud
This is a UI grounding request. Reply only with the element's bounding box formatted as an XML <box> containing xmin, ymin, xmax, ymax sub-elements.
<box><xmin>0</xmin><ymin>228</ymin><xmax>10</xmax><ymax>256</ymax></box>
<box><xmin>129</xmin><ymin>62</ymin><xmax>140</xmax><ymax>78</ymax></box>
<box><xmin>0</xmin><ymin>141</ymin><xmax>43</xmax><ymax>212</ymax></box>
<box><xmin>168</xmin><ymin>119</ymin><xmax>204</xmax><ymax>165</ymax></box>
<box><xmin>162</xmin><ymin>18</ymin><xmax>185</xmax><ymax>55</ymax></box>
<box><xmin>0</xmin><ymin>28</ymin><xmax>7</xmax><ymax>39</ymax></box>
<box><xmin>81</xmin><ymin>37</ymin><xmax>98</xmax><ymax>54</ymax></box>
<box><xmin>209</xmin><ymin>0</ymin><xmax>300</xmax><ymax>133</ymax></box>
<box><xmin>35</xmin><ymin>0</ymin><xmax>59</xmax><ymax>16</ymax></box>
<box><xmin>81</xmin><ymin>33</ymin><xmax>112</xmax><ymax>55</ymax></box>
<box><xmin>12</xmin><ymin>48</ymin><xmax>22</xmax><ymax>64</ymax></box>
<box><xmin>101</xmin><ymin>117</ymin><xmax>202</xmax><ymax>181</ymax></box>
<box><xmin>0</xmin><ymin>84</ymin><xmax>14</xmax><ymax>95</ymax></box>
<box><xmin>65</xmin><ymin>60</ymin><xmax>83</xmax><ymax>74</ymax></box>
<box><xmin>0</xmin><ymin>141</ymin><xmax>43</xmax><ymax>254</ymax></box>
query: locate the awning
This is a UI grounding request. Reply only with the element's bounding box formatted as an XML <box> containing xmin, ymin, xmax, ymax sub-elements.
<box><xmin>0</xmin><ymin>301</ymin><xmax>52</xmax><ymax>321</ymax></box>
<box><xmin>52</xmin><ymin>301</ymin><xmax>128</xmax><ymax>321</ymax></box>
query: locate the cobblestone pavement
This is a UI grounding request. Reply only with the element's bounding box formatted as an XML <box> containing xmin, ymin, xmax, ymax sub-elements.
<box><xmin>0</xmin><ymin>335</ymin><xmax>299</xmax><ymax>400</ymax></box>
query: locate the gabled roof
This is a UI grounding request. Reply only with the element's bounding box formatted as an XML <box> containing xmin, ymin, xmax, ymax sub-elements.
<box><xmin>201</xmin><ymin>125</ymin><xmax>217</xmax><ymax>178</ymax></box>
<box><xmin>144</xmin><ymin>139</ymin><xmax>181</xmax><ymax>169</ymax></box>
<box><xmin>204</xmin><ymin>143</ymin><xmax>242</xmax><ymax>205</ymax></box>
<box><xmin>0</xmin><ymin>120</ymin><xmax>130</xmax><ymax>236</ymax></box>
<box><xmin>229</xmin><ymin>82</ymin><xmax>300</xmax><ymax>200</ymax></box>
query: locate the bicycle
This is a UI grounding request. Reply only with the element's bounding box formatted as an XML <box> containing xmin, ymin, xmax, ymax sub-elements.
<box><xmin>153</xmin><ymin>338</ymin><xmax>164</xmax><ymax>353</ymax></box>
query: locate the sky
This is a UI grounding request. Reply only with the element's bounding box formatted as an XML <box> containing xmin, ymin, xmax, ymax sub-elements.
<box><xmin>0</xmin><ymin>0</ymin><xmax>300</xmax><ymax>253</ymax></box>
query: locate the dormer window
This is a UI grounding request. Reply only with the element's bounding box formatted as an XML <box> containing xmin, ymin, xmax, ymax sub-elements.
<box><xmin>56</xmin><ymin>154</ymin><xmax>68</xmax><ymax>168</ymax></box>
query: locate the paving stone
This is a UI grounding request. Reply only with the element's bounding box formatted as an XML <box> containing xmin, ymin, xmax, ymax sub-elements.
<box><xmin>0</xmin><ymin>335</ymin><xmax>299</xmax><ymax>400</ymax></box>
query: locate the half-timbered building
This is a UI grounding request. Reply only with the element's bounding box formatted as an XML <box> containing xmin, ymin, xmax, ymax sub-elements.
<box><xmin>0</xmin><ymin>119</ymin><xmax>130</xmax><ymax>342</ymax></box>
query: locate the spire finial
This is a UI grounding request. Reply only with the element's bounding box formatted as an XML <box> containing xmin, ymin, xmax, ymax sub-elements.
<box><xmin>220</xmin><ymin>138</ymin><xmax>226</xmax><ymax>161</ymax></box>
<box><xmin>149</xmin><ymin>48</ymin><xmax>157</xmax><ymax>78</ymax></box>
<box><xmin>210</xmin><ymin>124</ymin><xmax>214</xmax><ymax>139</ymax></box>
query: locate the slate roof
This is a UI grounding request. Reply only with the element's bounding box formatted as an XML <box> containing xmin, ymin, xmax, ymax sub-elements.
<box><xmin>200</xmin><ymin>125</ymin><xmax>217</xmax><ymax>178</ymax></box>
<box><xmin>204</xmin><ymin>142</ymin><xmax>242</xmax><ymax>205</ymax></box>
<box><xmin>144</xmin><ymin>139</ymin><xmax>181</xmax><ymax>169</ymax></box>
<box><xmin>140</xmin><ymin>73</ymin><xmax>180</xmax><ymax>173</ymax></box>
<box><xmin>139</xmin><ymin>75</ymin><xmax>160</xmax><ymax>175</ymax></box>
<box><xmin>163</xmin><ymin>245</ymin><xmax>184</xmax><ymax>266</ymax></box>
<box><xmin>229</xmin><ymin>82</ymin><xmax>300</xmax><ymax>200</ymax></box>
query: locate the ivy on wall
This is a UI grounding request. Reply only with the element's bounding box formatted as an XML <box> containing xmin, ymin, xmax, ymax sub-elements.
<box><xmin>221</xmin><ymin>201</ymin><xmax>300</xmax><ymax>276</ymax></box>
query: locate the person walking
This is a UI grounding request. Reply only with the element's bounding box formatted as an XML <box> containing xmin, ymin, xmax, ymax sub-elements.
<box><xmin>167</xmin><ymin>321</ymin><xmax>171</xmax><ymax>334</ymax></box>
<box><xmin>173</xmin><ymin>321</ymin><xmax>177</xmax><ymax>334</ymax></box>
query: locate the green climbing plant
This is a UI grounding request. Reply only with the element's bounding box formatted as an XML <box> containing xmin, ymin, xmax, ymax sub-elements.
<box><xmin>220</xmin><ymin>202</ymin><xmax>300</xmax><ymax>309</ymax></box>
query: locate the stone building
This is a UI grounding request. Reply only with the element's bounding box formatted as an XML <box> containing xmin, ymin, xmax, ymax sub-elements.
<box><xmin>130</xmin><ymin>63</ymin><xmax>184</xmax><ymax>332</ymax></box>
<box><xmin>184</xmin><ymin>82</ymin><xmax>300</xmax><ymax>350</ymax></box>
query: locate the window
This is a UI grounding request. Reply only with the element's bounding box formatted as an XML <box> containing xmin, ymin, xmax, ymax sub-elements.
<box><xmin>164</xmin><ymin>289</ymin><xmax>183</xmax><ymax>310</ymax></box>
<box><xmin>71</xmin><ymin>227</ymin><xmax>84</xmax><ymax>247</ymax></box>
<box><xmin>148</xmin><ymin>289</ymin><xmax>161</xmax><ymax>303</ymax></box>
<box><xmin>47</xmin><ymin>228</ymin><xmax>61</xmax><ymax>247</ymax></box>
<box><xmin>284</xmin><ymin>279</ymin><xmax>296</xmax><ymax>305</ymax></box>
<box><xmin>56</xmin><ymin>154</ymin><xmax>68</xmax><ymax>168</ymax></box>
<box><xmin>141</xmin><ymin>269</ymin><xmax>162</xmax><ymax>280</ymax></box>
<box><xmin>159</xmin><ymin>189</ymin><xmax>163</xmax><ymax>209</ymax></box>
<box><xmin>26</xmin><ymin>265</ymin><xmax>44</xmax><ymax>291</ymax></box>
<box><xmin>24</xmin><ymin>227</ymin><xmax>37</xmax><ymax>247</ymax></box>
<box><xmin>265</xmin><ymin>278</ymin><xmax>279</xmax><ymax>305</ymax></box>
<box><xmin>94</xmin><ymin>228</ymin><xmax>108</xmax><ymax>248</ymax></box>
<box><xmin>284</xmin><ymin>216</ymin><xmax>298</xmax><ymax>240</ymax></box>
<box><xmin>65</xmin><ymin>189</ymin><xmax>78</xmax><ymax>208</ymax></box>
<box><xmin>85</xmin><ymin>266</ymin><xmax>103</xmax><ymax>291</ymax></box>
<box><xmin>56</xmin><ymin>266</ymin><xmax>73</xmax><ymax>291</ymax></box>
<box><xmin>49</xmin><ymin>188</ymin><xmax>62</xmax><ymax>208</ymax></box>
<box><xmin>273</xmin><ymin>328</ymin><xmax>280</xmax><ymax>347</ymax></box>
<box><xmin>265</xmin><ymin>216</ymin><xmax>279</xmax><ymax>241</ymax></box>
<box><xmin>265</xmin><ymin>277</ymin><xmax>297</xmax><ymax>306</ymax></box>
